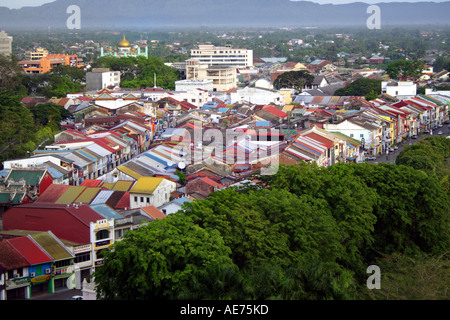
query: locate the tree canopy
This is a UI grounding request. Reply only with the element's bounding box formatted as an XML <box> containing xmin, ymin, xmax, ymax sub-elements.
<box><xmin>385</xmin><ymin>59</ymin><xmax>425</xmax><ymax>80</ymax></box>
<box><xmin>273</xmin><ymin>70</ymin><xmax>315</xmax><ymax>92</ymax></box>
<box><xmin>94</xmin><ymin>160</ymin><xmax>449</xmax><ymax>300</ymax></box>
<box><xmin>93</xmin><ymin>56</ymin><xmax>180</xmax><ymax>90</ymax></box>
<box><xmin>334</xmin><ymin>78</ymin><xmax>382</xmax><ymax>96</ymax></box>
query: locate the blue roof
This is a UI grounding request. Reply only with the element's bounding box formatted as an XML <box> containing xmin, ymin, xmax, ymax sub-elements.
<box><xmin>217</xmin><ymin>108</ymin><xmax>229</xmax><ymax>113</ymax></box>
<box><xmin>172</xmin><ymin>197</ymin><xmax>192</xmax><ymax>206</ymax></box>
<box><xmin>90</xmin><ymin>204</ymin><xmax>123</xmax><ymax>220</ymax></box>
<box><xmin>256</xmin><ymin>121</ymin><xmax>270</xmax><ymax>127</ymax></box>
<box><xmin>45</xmin><ymin>166</ymin><xmax>64</xmax><ymax>179</ymax></box>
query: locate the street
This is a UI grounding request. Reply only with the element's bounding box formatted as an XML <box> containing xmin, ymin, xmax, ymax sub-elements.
<box><xmin>30</xmin><ymin>288</ymin><xmax>84</xmax><ymax>300</ymax></box>
<box><xmin>365</xmin><ymin>123</ymin><xmax>450</xmax><ymax>164</ymax></box>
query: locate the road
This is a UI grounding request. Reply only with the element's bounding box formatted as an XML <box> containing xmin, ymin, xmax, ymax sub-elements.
<box><xmin>365</xmin><ymin>124</ymin><xmax>449</xmax><ymax>164</ymax></box>
<box><xmin>30</xmin><ymin>288</ymin><xmax>84</xmax><ymax>300</ymax></box>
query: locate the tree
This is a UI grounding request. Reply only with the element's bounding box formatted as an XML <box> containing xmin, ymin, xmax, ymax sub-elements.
<box><xmin>94</xmin><ymin>56</ymin><xmax>180</xmax><ymax>90</ymax></box>
<box><xmin>386</xmin><ymin>59</ymin><xmax>425</xmax><ymax>80</ymax></box>
<box><xmin>334</xmin><ymin>78</ymin><xmax>382</xmax><ymax>96</ymax></box>
<box><xmin>273</xmin><ymin>70</ymin><xmax>315</xmax><ymax>92</ymax></box>
<box><xmin>94</xmin><ymin>214</ymin><xmax>235</xmax><ymax>300</ymax></box>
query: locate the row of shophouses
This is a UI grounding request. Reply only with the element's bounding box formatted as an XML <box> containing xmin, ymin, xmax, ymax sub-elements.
<box><xmin>0</xmin><ymin>86</ymin><xmax>449</xmax><ymax>299</ymax></box>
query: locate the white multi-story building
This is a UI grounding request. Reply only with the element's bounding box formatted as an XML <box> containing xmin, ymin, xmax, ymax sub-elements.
<box><xmin>190</xmin><ymin>44</ymin><xmax>253</xmax><ymax>68</ymax></box>
<box><xmin>86</xmin><ymin>68</ymin><xmax>121</xmax><ymax>91</ymax></box>
<box><xmin>186</xmin><ymin>59</ymin><xmax>237</xmax><ymax>92</ymax></box>
<box><xmin>0</xmin><ymin>30</ymin><xmax>13</xmax><ymax>57</ymax></box>
<box><xmin>381</xmin><ymin>81</ymin><xmax>417</xmax><ymax>98</ymax></box>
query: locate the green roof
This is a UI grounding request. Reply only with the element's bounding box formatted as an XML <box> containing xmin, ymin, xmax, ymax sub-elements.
<box><xmin>6</xmin><ymin>169</ymin><xmax>46</xmax><ymax>186</ymax></box>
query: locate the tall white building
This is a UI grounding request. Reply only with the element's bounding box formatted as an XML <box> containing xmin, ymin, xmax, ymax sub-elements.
<box><xmin>190</xmin><ymin>44</ymin><xmax>253</xmax><ymax>68</ymax></box>
<box><xmin>0</xmin><ymin>30</ymin><xmax>13</xmax><ymax>57</ymax></box>
<box><xmin>86</xmin><ymin>68</ymin><xmax>121</xmax><ymax>91</ymax></box>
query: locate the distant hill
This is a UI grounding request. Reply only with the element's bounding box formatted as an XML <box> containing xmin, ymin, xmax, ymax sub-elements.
<box><xmin>0</xmin><ymin>0</ymin><xmax>449</xmax><ymax>30</ymax></box>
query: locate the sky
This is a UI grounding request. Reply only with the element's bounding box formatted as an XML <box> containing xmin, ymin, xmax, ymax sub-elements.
<box><xmin>0</xmin><ymin>0</ymin><xmax>448</xmax><ymax>9</ymax></box>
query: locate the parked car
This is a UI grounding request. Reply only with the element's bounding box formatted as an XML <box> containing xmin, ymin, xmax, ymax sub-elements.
<box><xmin>365</xmin><ymin>156</ymin><xmax>377</xmax><ymax>161</ymax></box>
<box><xmin>69</xmin><ymin>295</ymin><xmax>83</xmax><ymax>300</ymax></box>
<box><xmin>389</xmin><ymin>147</ymin><xmax>395</xmax><ymax>152</ymax></box>
<box><xmin>438</xmin><ymin>131</ymin><xmax>443</xmax><ymax>135</ymax></box>
<box><xmin>394</xmin><ymin>145</ymin><xmax>398</xmax><ymax>150</ymax></box>
<box><xmin>423</xmin><ymin>130</ymin><xmax>430</xmax><ymax>134</ymax></box>
<box><xmin>411</xmin><ymin>135</ymin><xmax>418</xmax><ymax>139</ymax></box>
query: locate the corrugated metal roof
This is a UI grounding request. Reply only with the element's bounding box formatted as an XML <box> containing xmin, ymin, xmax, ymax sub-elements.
<box><xmin>90</xmin><ymin>204</ymin><xmax>123</xmax><ymax>220</ymax></box>
<box><xmin>130</xmin><ymin>177</ymin><xmax>164</xmax><ymax>194</ymax></box>
<box><xmin>90</xmin><ymin>190</ymin><xmax>115</xmax><ymax>205</ymax></box>
<box><xmin>36</xmin><ymin>184</ymin><xmax>71</xmax><ymax>203</ymax></box>
<box><xmin>74</xmin><ymin>187</ymin><xmax>102</xmax><ymax>204</ymax></box>
<box><xmin>101</xmin><ymin>182</ymin><xmax>114</xmax><ymax>190</ymax></box>
<box><xmin>112</xmin><ymin>180</ymin><xmax>134</xmax><ymax>192</ymax></box>
<box><xmin>29</xmin><ymin>232</ymin><xmax>74</xmax><ymax>261</ymax></box>
<box><xmin>85</xmin><ymin>143</ymin><xmax>112</xmax><ymax>157</ymax></box>
<box><xmin>6</xmin><ymin>237</ymin><xmax>53</xmax><ymax>265</ymax></box>
<box><xmin>54</xmin><ymin>186</ymin><xmax>87</xmax><ymax>204</ymax></box>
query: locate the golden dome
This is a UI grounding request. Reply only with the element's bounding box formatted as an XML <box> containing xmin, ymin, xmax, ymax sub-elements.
<box><xmin>119</xmin><ymin>35</ymin><xmax>131</xmax><ymax>48</ymax></box>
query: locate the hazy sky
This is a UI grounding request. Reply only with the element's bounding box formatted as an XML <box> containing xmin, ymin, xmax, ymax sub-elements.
<box><xmin>0</xmin><ymin>0</ymin><xmax>448</xmax><ymax>9</ymax></box>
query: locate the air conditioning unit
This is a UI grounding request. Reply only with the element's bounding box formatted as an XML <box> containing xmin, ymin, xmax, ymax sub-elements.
<box><xmin>14</xmin><ymin>274</ymin><xmax>19</xmax><ymax>278</ymax></box>
<box><xmin>30</xmin><ymin>272</ymin><xmax>35</xmax><ymax>278</ymax></box>
<box><xmin>45</xmin><ymin>268</ymin><xmax>51</xmax><ymax>274</ymax></box>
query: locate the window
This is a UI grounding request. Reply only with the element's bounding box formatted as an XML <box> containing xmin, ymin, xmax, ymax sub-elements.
<box><xmin>134</xmin><ymin>196</ymin><xmax>138</xmax><ymax>202</ymax></box>
<box><xmin>75</xmin><ymin>252</ymin><xmax>91</xmax><ymax>263</ymax></box>
<box><xmin>140</xmin><ymin>197</ymin><xmax>144</xmax><ymax>203</ymax></box>
<box><xmin>360</xmin><ymin>134</ymin><xmax>364</xmax><ymax>138</ymax></box>
<box><xmin>54</xmin><ymin>259</ymin><xmax>72</xmax><ymax>268</ymax></box>
<box><xmin>350</xmin><ymin>134</ymin><xmax>354</xmax><ymax>138</ymax></box>
<box><xmin>147</xmin><ymin>197</ymin><xmax>150</xmax><ymax>203</ymax></box>
<box><xmin>96</xmin><ymin>229</ymin><xmax>110</xmax><ymax>241</ymax></box>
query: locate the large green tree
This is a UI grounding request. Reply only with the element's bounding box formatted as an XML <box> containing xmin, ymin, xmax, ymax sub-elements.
<box><xmin>273</xmin><ymin>70</ymin><xmax>315</xmax><ymax>92</ymax></box>
<box><xmin>94</xmin><ymin>56</ymin><xmax>180</xmax><ymax>90</ymax></box>
<box><xmin>334</xmin><ymin>78</ymin><xmax>382</xmax><ymax>97</ymax></box>
<box><xmin>94</xmin><ymin>214</ymin><xmax>235</xmax><ymax>300</ymax></box>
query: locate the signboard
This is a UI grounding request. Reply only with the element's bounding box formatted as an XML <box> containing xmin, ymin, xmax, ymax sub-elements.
<box><xmin>74</xmin><ymin>243</ymin><xmax>92</xmax><ymax>254</ymax></box>
<box><xmin>30</xmin><ymin>274</ymin><xmax>51</xmax><ymax>284</ymax></box>
<box><xmin>5</xmin><ymin>277</ymin><xmax>30</xmax><ymax>289</ymax></box>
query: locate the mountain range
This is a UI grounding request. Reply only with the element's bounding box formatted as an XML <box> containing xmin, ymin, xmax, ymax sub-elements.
<box><xmin>0</xmin><ymin>0</ymin><xmax>449</xmax><ymax>30</ymax></box>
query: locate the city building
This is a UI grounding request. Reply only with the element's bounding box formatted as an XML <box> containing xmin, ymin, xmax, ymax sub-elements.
<box><xmin>381</xmin><ymin>81</ymin><xmax>417</xmax><ymax>99</ymax></box>
<box><xmin>17</xmin><ymin>54</ymin><xmax>81</xmax><ymax>74</ymax></box>
<box><xmin>86</xmin><ymin>68</ymin><xmax>121</xmax><ymax>91</ymax></box>
<box><xmin>186</xmin><ymin>58</ymin><xmax>237</xmax><ymax>92</ymax></box>
<box><xmin>24</xmin><ymin>47</ymin><xmax>49</xmax><ymax>61</ymax></box>
<box><xmin>129</xmin><ymin>177</ymin><xmax>176</xmax><ymax>209</ymax></box>
<box><xmin>190</xmin><ymin>44</ymin><xmax>253</xmax><ymax>68</ymax></box>
<box><xmin>0</xmin><ymin>30</ymin><xmax>13</xmax><ymax>57</ymax></box>
<box><xmin>100</xmin><ymin>35</ymin><xmax>148</xmax><ymax>58</ymax></box>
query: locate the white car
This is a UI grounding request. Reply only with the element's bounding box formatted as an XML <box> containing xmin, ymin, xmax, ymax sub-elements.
<box><xmin>69</xmin><ymin>295</ymin><xmax>84</xmax><ymax>300</ymax></box>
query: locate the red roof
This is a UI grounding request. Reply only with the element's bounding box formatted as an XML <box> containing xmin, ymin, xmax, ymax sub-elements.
<box><xmin>6</xmin><ymin>237</ymin><xmax>52</xmax><ymax>265</ymax></box>
<box><xmin>80</xmin><ymin>179</ymin><xmax>104</xmax><ymax>187</ymax></box>
<box><xmin>262</xmin><ymin>106</ymin><xmax>288</xmax><ymax>118</ymax></box>
<box><xmin>304</xmin><ymin>132</ymin><xmax>334</xmax><ymax>148</ymax></box>
<box><xmin>199</xmin><ymin>177</ymin><xmax>223</xmax><ymax>188</ymax></box>
<box><xmin>140</xmin><ymin>206</ymin><xmax>166</xmax><ymax>220</ymax></box>
<box><xmin>0</xmin><ymin>241</ymin><xmax>29</xmax><ymax>270</ymax></box>
<box><xmin>114</xmin><ymin>192</ymin><xmax>130</xmax><ymax>210</ymax></box>
<box><xmin>36</xmin><ymin>184</ymin><xmax>70</xmax><ymax>203</ymax></box>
